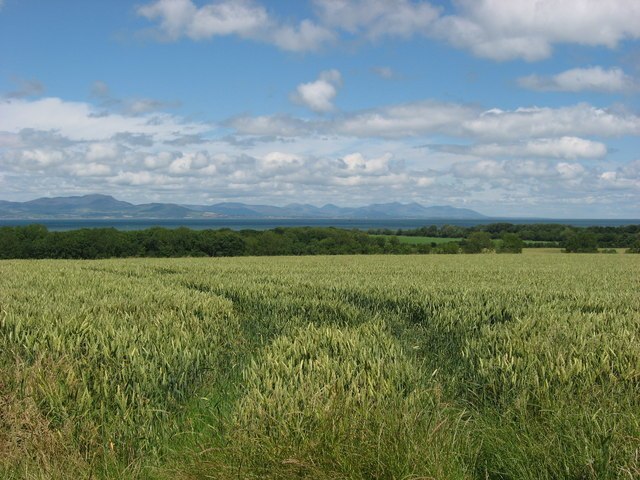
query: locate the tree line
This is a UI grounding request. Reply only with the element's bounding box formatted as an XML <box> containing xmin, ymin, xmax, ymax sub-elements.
<box><xmin>0</xmin><ymin>224</ymin><xmax>638</xmax><ymax>259</ymax></box>
<box><xmin>0</xmin><ymin>225</ymin><xmax>440</xmax><ymax>259</ymax></box>
<box><xmin>368</xmin><ymin>223</ymin><xmax>640</xmax><ymax>251</ymax></box>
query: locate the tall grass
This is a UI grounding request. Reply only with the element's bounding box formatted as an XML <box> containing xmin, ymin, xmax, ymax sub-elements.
<box><xmin>1</xmin><ymin>254</ymin><xmax>639</xmax><ymax>478</ymax></box>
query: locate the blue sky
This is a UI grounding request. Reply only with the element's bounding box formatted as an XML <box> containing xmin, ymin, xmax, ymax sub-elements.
<box><xmin>1</xmin><ymin>0</ymin><xmax>639</xmax><ymax>217</ymax></box>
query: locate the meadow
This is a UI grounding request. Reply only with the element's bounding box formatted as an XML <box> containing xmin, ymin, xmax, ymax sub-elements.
<box><xmin>1</xmin><ymin>253</ymin><xmax>639</xmax><ymax>479</ymax></box>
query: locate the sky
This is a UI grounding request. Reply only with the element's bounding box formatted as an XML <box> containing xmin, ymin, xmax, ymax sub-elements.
<box><xmin>1</xmin><ymin>0</ymin><xmax>639</xmax><ymax>218</ymax></box>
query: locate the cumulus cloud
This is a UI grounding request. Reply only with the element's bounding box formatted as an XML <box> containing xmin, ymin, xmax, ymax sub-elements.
<box><xmin>65</xmin><ymin>162</ymin><xmax>112</xmax><ymax>177</ymax></box>
<box><xmin>433</xmin><ymin>0</ymin><xmax>640</xmax><ymax>61</ymax></box>
<box><xmin>258</xmin><ymin>152</ymin><xmax>305</xmax><ymax>175</ymax></box>
<box><xmin>229</xmin><ymin>101</ymin><xmax>640</xmax><ymax>140</ymax></box>
<box><xmin>86</xmin><ymin>143</ymin><xmax>119</xmax><ymax>161</ymax></box>
<box><xmin>2</xmin><ymin>90</ymin><xmax>638</xmax><ymax>214</ymax></box>
<box><xmin>138</xmin><ymin>0</ymin><xmax>335</xmax><ymax>51</ymax></box>
<box><xmin>17</xmin><ymin>149</ymin><xmax>66</xmax><ymax>169</ymax></box>
<box><xmin>291</xmin><ymin>70</ymin><xmax>342</xmax><ymax>113</ymax></box>
<box><xmin>518</xmin><ymin>67</ymin><xmax>637</xmax><ymax>92</ymax></box>
<box><xmin>136</xmin><ymin>0</ymin><xmax>640</xmax><ymax>62</ymax></box>
<box><xmin>0</xmin><ymin>97</ymin><xmax>208</xmax><ymax>142</ymax></box>
<box><xmin>599</xmin><ymin>160</ymin><xmax>640</xmax><ymax>189</ymax></box>
<box><xmin>556</xmin><ymin>162</ymin><xmax>585</xmax><ymax>180</ymax></box>
<box><xmin>445</xmin><ymin>137</ymin><xmax>608</xmax><ymax>160</ymax></box>
<box><xmin>312</xmin><ymin>0</ymin><xmax>439</xmax><ymax>39</ymax></box>
<box><xmin>461</xmin><ymin>104</ymin><xmax>640</xmax><ymax>141</ymax></box>
<box><xmin>110</xmin><ymin>170</ymin><xmax>172</xmax><ymax>186</ymax></box>
<box><xmin>450</xmin><ymin>159</ymin><xmax>589</xmax><ymax>183</ymax></box>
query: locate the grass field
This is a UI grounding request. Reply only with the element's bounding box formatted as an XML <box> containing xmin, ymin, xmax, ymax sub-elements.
<box><xmin>1</xmin><ymin>253</ymin><xmax>639</xmax><ymax>479</ymax></box>
<box><xmin>369</xmin><ymin>235</ymin><xmax>555</xmax><ymax>247</ymax></box>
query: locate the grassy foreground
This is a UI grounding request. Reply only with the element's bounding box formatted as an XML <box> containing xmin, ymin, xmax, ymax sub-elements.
<box><xmin>1</xmin><ymin>253</ymin><xmax>639</xmax><ymax>479</ymax></box>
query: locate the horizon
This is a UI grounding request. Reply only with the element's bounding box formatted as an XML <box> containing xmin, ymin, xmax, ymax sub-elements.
<box><xmin>1</xmin><ymin>192</ymin><xmax>640</xmax><ymax>221</ymax></box>
<box><xmin>1</xmin><ymin>1</ymin><xmax>639</xmax><ymax>217</ymax></box>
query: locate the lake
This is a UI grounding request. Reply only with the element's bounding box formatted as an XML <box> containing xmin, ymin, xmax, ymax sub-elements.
<box><xmin>0</xmin><ymin>217</ymin><xmax>638</xmax><ymax>231</ymax></box>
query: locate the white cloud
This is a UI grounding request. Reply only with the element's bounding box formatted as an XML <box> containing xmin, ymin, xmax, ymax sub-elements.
<box><xmin>0</xmin><ymin>97</ymin><xmax>208</xmax><ymax>142</ymax></box>
<box><xmin>464</xmin><ymin>137</ymin><xmax>607</xmax><ymax>160</ymax></box>
<box><xmin>450</xmin><ymin>158</ymin><xmax>591</xmax><ymax>183</ymax></box>
<box><xmin>258</xmin><ymin>152</ymin><xmax>305</xmax><ymax>174</ymax></box>
<box><xmin>66</xmin><ymin>163</ymin><xmax>112</xmax><ymax>177</ymax></box>
<box><xmin>433</xmin><ymin>0</ymin><xmax>640</xmax><ymax>61</ymax></box>
<box><xmin>599</xmin><ymin>160</ymin><xmax>640</xmax><ymax>189</ymax></box>
<box><xmin>461</xmin><ymin>104</ymin><xmax>640</xmax><ymax>141</ymax></box>
<box><xmin>18</xmin><ymin>149</ymin><xmax>65</xmax><ymax>168</ymax></box>
<box><xmin>86</xmin><ymin>143</ymin><xmax>119</xmax><ymax>161</ymax></box>
<box><xmin>136</xmin><ymin>0</ymin><xmax>640</xmax><ymax>62</ymax></box>
<box><xmin>110</xmin><ymin>171</ymin><xmax>171</xmax><ymax>186</ymax></box>
<box><xmin>452</xmin><ymin>159</ymin><xmax>505</xmax><ymax>178</ymax></box>
<box><xmin>143</xmin><ymin>152</ymin><xmax>175</xmax><ymax>169</ymax></box>
<box><xmin>270</xmin><ymin>20</ymin><xmax>336</xmax><ymax>52</ymax></box>
<box><xmin>291</xmin><ymin>69</ymin><xmax>342</xmax><ymax>113</ymax></box>
<box><xmin>313</xmin><ymin>0</ymin><xmax>439</xmax><ymax>39</ymax></box>
<box><xmin>556</xmin><ymin>162</ymin><xmax>585</xmax><ymax>180</ymax></box>
<box><xmin>168</xmin><ymin>152</ymin><xmax>211</xmax><ymax>175</ymax></box>
<box><xmin>138</xmin><ymin>0</ymin><xmax>334</xmax><ymax>51</ymax></box>
<box><xmin>342</xmin><ymin>152</ymin><xmax>392</xmax><ymax>173</ymax></box>
<box><xmin>335</xmin><ymin>101</ymin><xmax>475</xmax><ymax>137</ymax></box>
<box><xmin>519</xmin><ymin>67</ymin><xmax>637</xmax><ymax>92</ymax></box>
<box><xmin>225</xmin><ymin>114</ymin><xmax>314</xmax><ymax>137</ymax></box>
<box><xmin>231</xmin><ymin>101</ymin><xmax>640</xmax><ymax>140</ymax></box>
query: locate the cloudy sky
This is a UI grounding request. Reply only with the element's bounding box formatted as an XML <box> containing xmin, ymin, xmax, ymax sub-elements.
<box><xmin>1</xmin><ymin>0</ymin><xmax>639</xmax><ymax>217</ymax></box>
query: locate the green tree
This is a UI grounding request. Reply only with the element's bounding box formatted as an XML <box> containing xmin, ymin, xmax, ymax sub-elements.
<box><xmin>462</xmin><ymin>232</ymin><xmax>494</xmax><ymax>253</ymax></box>
<box><xmin>497</xmin><ymin>233</ymin><xmax>524</xmax><ymax>253</ymax></box>
<box><xmin>626</xmin><ymin>234</ymin><xmax>640</xmax><ymax>253</ymax></box>
<box><xmin>562</xmin><ymin>231</ymin><xmax>598</xmax><ymax>253</ymax></box>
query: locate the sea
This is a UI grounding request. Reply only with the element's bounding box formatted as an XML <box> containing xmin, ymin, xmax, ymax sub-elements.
<box><xmin>0</xmin><ymin>218</ymin><xmax>638</xmax><ymax>232</ymax></box>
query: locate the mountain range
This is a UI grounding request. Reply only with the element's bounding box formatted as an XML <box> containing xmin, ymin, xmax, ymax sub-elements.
<box><xmin>0</xmin><ymin>194</ymin><xmax>488</xmax><ymax>220</ymax></box>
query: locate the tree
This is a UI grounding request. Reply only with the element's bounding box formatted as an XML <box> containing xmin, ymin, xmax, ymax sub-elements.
<box><xmin>626</xmin><ymin>234</ymin><xmax>640</xmax><ymax>253</ymax></box>
<box><xmin>562</xmin><ymin>231</ymin><xmax>598</xmax><ymax>253</ymax></box>
<box><xmin>437</xmin><ymin>242</ymin><xmax>460</xmax><ymax>254</ymax></box>
<box><xmin>497</xmin><ymin>233</ymin><xmax>523</xmax><ymax>253</ymax></box>
<box><xmin>462</xmin><ymin>232</ymin><xmax>494</xmax><ymax>253</ymax></box>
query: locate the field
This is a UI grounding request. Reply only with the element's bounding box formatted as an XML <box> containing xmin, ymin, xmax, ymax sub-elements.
<box><xmin>1</xmin><ymin>253</ymin><xmax>639</xmax><ymax>479</ymax></box>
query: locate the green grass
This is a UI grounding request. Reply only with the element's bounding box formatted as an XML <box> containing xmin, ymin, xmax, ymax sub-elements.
<box><xmin>370</xmin><ymin>234</ymin><xmax>463</xmax><ymax>244</ymax></box>
<box><xmin>1</xmin><ymin>254</ymin><xmax>639</xmax><ymax>479</ymax></box>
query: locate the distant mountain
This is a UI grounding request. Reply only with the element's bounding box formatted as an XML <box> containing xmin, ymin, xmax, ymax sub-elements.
<box><xmin>0</xmin><ymin>194</ymin><xmax>488</xmax><ymax>220</ymax></box>
<box><xmin>0</xmin><ymin>194</ymin><xmax>197</xmax><ymax>219</ymax></box>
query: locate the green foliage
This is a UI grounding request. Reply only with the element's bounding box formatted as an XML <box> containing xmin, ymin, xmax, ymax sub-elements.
<box><xmin>626</xmin><ymin>233</ymin><xmax>640</xmax><ymax>253</ymax></box>
<box><xmin>498</xmin><ymin>232</ymin><xmax>524</xmax><ymax>253</ymax></box>
<box><xmin>563</xmin><ymin>231</ymin><xmax>599</xmax><ymax>253</ymax></box>
<box><xmin>462</xmin><ymin>231</ymin><xmax>494</xmax><ymax>253</ymax></box>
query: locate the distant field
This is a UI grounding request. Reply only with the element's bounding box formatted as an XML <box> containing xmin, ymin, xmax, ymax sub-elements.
<box><xmin>1</xmin><ymin>254</ymin><xmax>639</xmax><ymax>479</ymax></box>
<box><xmin>371</xmin><ymin>235</ymin><xmax>557</xmax><ymax>247</ymax></box>
<box><xmin>370</xmin><ymin>234</ymin><xmax>463</xmax><ymax>244</ymax></box>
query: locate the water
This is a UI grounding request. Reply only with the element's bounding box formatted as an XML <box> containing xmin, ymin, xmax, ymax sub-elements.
<box><xmin>0</xmin><ymin>217</ymin><xmax>638</xmax><ymax>231</ymax></box>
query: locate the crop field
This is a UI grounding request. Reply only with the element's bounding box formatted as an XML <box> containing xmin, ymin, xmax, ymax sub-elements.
<box><xmin>1</xmin><ymin>253</ymin><xmax>639</xmax><ymax>479</ymax></box>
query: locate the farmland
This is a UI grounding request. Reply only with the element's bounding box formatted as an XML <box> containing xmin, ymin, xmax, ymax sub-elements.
<box><xmin>1</xmin><ymin>253</ymin><xmax>639</xmax><ymax>479</ymax></box>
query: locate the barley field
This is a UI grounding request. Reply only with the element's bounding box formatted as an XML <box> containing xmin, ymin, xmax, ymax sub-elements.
<box><xmin>1</xmin><ymin>253</ymin><xmax>639</xmax><ymax>479</ymax></box>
